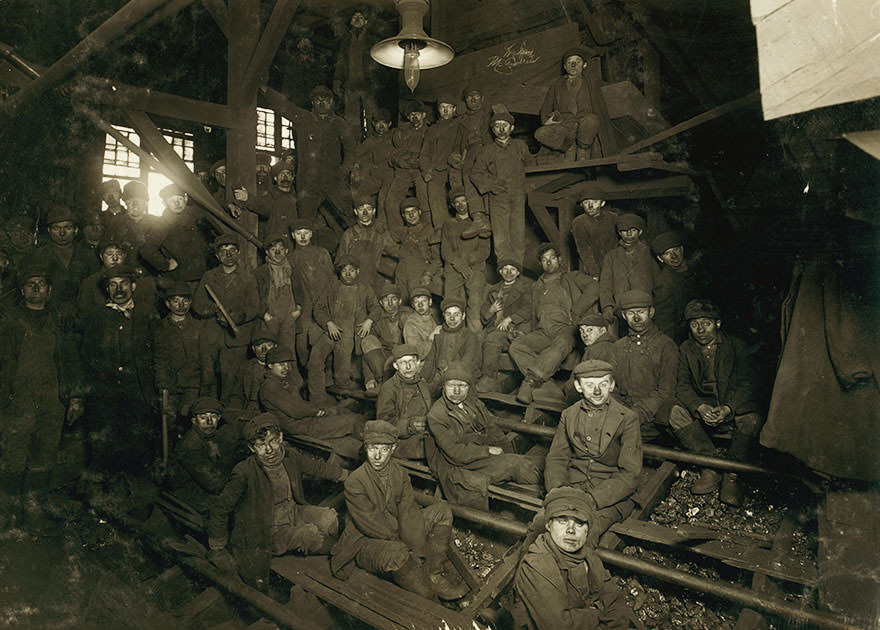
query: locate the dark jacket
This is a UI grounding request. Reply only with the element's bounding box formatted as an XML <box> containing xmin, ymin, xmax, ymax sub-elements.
<box><xmin>140</xmin><ymin>205</ymin><xmax>215</xmax><ymax>282</ymax></box>
<box><xmin>545</xmin><ymin>399</ymin><xmax>642</xmax><ymax>509</ymax></box>
<box><xmin>481</xmin><ymin>276</ymin><xmax>534</xmax><ymax>329</ymax></box>
<box><xmin>153</xmin><ymin>314</ymin><xmax>204</xmax><ymax>394</ymax></box>
<box><xmin>193</xmin><ymin>266</ymin><xmax>262</xmax><ymax>348</ymax></box>
<box><xmin>599</xmin><ymin>241</ymin><xmax>655</xmax><ymax>313</ymax></box>
<box><xmin>172</xmin><ymin>423</ymin><xmax>243</xmax><ymax>495</ymax></box>
<box><xmin>611</xmin><ymin>325</ymin><xmax>677</xmax><ymax>424</ymax></box>
<box><xmin>515</xmin><ymin>532</ymin><xmax>627</xmax><ymax>630</ymax></box>
<box><xmin>676</xmin><ymin>332</ymin><xmax>758</xmax><ymax>416</ymax></box>
<box><xmin>375</xmin><ymin>372</ymin><xmax>433</xmax><ymax>459</ymax></box>
<box><xmin>571</xmin><ymin>209</ymin><xmax>619</xmax><ymax>278</ymax></box>
<box><xmin>420</xmin><ymin>325</ymin><xmax>481</xmax><ymax>386</ymax></box>
<box><xmin>208</xmin><ymin>447</ymin><xmax>344</xmax><ymax>552</ymax></box>
<box><xmin>530</xmin><ymin>271</ymin><xmax>599</xmax><ymax>336</ymax></box>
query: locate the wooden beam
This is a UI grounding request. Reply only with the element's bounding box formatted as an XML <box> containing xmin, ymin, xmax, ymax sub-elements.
<box><xmin>1</xmin><ymin>0</ymin><xmax>172</xmax><ymax>122</ymax></box>
<box><xmin>526</xmin><ymin>201</ymin><xmax>561</xmax><ymax>244</ymax></box>
<box><xmin>71</xmin><ymin>75</ymin><xmax>238</xmax><ymax>128</ymax></box>
<box><xmin>118</xmin><ymin>0</ymin><xmax>196</xmax><ymax>48</ymax></box>
<box><xmin>122</xmin><ymin>108</ymin><xmax>262</xmax><ymax>247</ymax></box>
<box><xmin>619</xmin><ymin>91</ymin><xmax>760</xmax><ymax>155</ymax></box>
<box><xmin>201</xmin><ymin>0</ymin><xmax>230</xmax><ymax>38</ymax></box>
<box><xmin>243</xmin><ymin>0</ymin><xmax>302</xmax><ymax>95</ymax></box>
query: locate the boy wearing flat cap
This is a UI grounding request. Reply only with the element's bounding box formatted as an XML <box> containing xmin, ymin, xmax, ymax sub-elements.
<box><xmin>307</xmin><ymin>255</ymin><xmax>380</xmax><ymax>402</ymax></box>
<box><xmin>169</xmin><ymin>397</ymin><xmax>244</xmax><ymax>514</ymax></box>
<box><xmin>193</xmin><ymin>233</ymin><xmax>261</xmax><ymax>404</ymax></box>
<box><xmin>598</xmin><ymin>213</ymin><xmax>655</xmax><ymax>331</ymax></box>
<box><xmin>477</xmin><ymin>258</ymin><xmax>534</xmax><ymax>393</ymax></box>
<box><xmin>386</xmin><ymin>101</ymin><xmax>430</xmax><ymax>234</ymax></box>
<box><xmin>394</xmin><ymin>197</ymin><xmax>442</xmax><ymax>302</ymax></box>
<box><xmin>545</xmin><ymin>360</ymin><xmax>642</xmax><ymax>535</ymax></box>
<box><xmin>609</xmin><ymin>290</ymin><xmax>678</xmax><ymax>440</ymax></box>
<box><xmin>154</xmin><ymin>281</ymin><xmax>204</xmax><ymax>425</ymax></box>
<box><xmin>375</xmin><ymin>344</ymin><xmax>433</xmax><ymax>459</ymax></box>
<box><xmin>420</xmin><ymin>296</ymin><xmax>481</xmax><ymax>389</ymax></box>
<box><xmin>331</xmin><ymin>420</ymin><xmax>467</xmax><ymax>600</ymax></box>
<box><xmin>401</xmin><ymin>286</ymin><xmax>440</xmax><ymax>359</ymax></box>
<box><xmin>288</xmin><ymin>218</ymin><xmax>335</xmax><ymax>361</ymax></box>
<box><xmin>360</xmin><ymin>282</ymin><xmax>405</xmax><ymax>391</ymax></box>
<box><xmin>570</xmin><ymin>186</ymin><xmax>619</xmax><ymax>279</ymax></box>
<box><xmin>336</xmin><ymin>195</ymin><xmax>400</xmax><ymax>294</ymax></box>
<box><xmin>470</xmin><ymin>106</ymin><xmax>532</xmax><ymax>262</ymax></box>
<box><xmin>419</xmin><ymin>95</ymin><xmax>466</xmax><ymax>230</ymax></box>
<box><xmin>441</xmin><ymin>188</ymin><xmax>491</xmax><ymax>332</ymax></box>
<box><xmin>651</xmin><ymin>231</ymin><xmax>701</xmax><ymax>343</ymax></box>
<box><xmin>208</xmin><ymin>413</ymin><xmax>346</xmax><ymax>589</ymax></box>
<box><xmin>261</xmin><ymin>346</ymin><xmax>363</xmax><ymax>440</ymax></box>
<box><xmin>534</xmin><ymin>47</ymin><xmax>614</xmax><ymax>162</ymax></box>
<box><xmin>669</xmin><ymin>300</ymin><xmax>762</xmax><ymax>504</ymax></box>
<box><xmin>515</xmin><ymin>487</ymin><xmax>630</xmax><ymax>630</ymax></box>
<box><xmin>253</xmin><ymin>232</ymin><xmax>307</xmax><ymax>357</ymax></box>
<box><xmin>426</xmin><ymin>362</ymin><xmax>542</xmax><ymax>509</ymax></box>
<box><xmin>561</xmin><ymin>311</ymin><xmax>617</xmax><ymax>404</ymax></box>
<box><xmin>33</xmin><ymin>204</ymin><xmax>99</xmax><ymax>309</ymax></box>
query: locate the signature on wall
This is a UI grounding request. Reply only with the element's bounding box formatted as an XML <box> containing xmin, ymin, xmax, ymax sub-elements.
<box><xmin>486</xmin><ymin>41</ymin><xmax>540</xmax><ymax>74</ymax></box>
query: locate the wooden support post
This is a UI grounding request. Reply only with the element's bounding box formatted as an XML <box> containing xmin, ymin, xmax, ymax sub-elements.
<box><xmin>200</xmin><ymin>0</ymin><xmax>230</xmax><ymax>38</ymax></box>
<box><xmin>243</xmin><ymin>0</ymin><xmax>302</xmax><ymax>95</ymax></box>
<box><xmin>1</xmin><ymin>0</ymin><xmax>172</xmax><ymax>122</ymax></box>
<box><xmin>118</xmin><ymin>0</ymin><xmax>197</xmax><ymax>48</ymax></box>
<box><xmin>227</xmin><ymin>0</ymin><xmax>261</xmax><ymax>268</ymax></box>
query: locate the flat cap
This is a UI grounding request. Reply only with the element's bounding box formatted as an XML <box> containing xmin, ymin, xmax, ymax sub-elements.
<box><xmin>615</xmin><ymin>213</ymin><xmax>644</xmax><ymax>231</ymax></box>
<box><xmin>265</xmin><ymin>346</ymin><xmax>295</xmax><ymax>364</ymax></box>
<box><xmin>102</xmin><ymin>264</ymin><xmax>136</xmax><ymax>283</ymax></box>
<box><xmin>335</xmin><ymin>253</ymin><xmax>360</xmax><ymax>270</ymax></box>
<box><xmin>536</xmin><ymin>242</ymin><xmax>560</xmax><ymax>259</ymax></box>
<box><xmin>449</xmin><ymin>187</ymin><xmax>467</xmax><ymax>200</ymax></box>
<box><xmin>684</xmin><ymin>298</ymin><xmax>721</xmax><ymax>321</ymax></box>
<box><xmin>651</xmin><ymin>231</ymin><xmax>684</xmax><ymax>255</ymax></box>
<box><xmin>309</xmin><ymin>85</ymin><xmax>333</xmax><ymax>99</ymax></box>
<box><xmin>617</xmin><ymin>289</ymin><xmax>653</xmax><ymax>310</ymax></box>
<box><xmin>496</xmin><ymin>258</ymin><xmax>522</xmax><ymax>272</ymax></box>
<box><xmin>288</xmin><ymin>218</ymin><xmax>313</xmax><ymax>232</ymax></box>
<box><xmin>45</xmin><ymin>204</ymin><xmax>76</xmax><ymax>225</ymax></box>
<box><xmin>560</xmin><ymin>47</ymin><xmax>596</xmax><ymax>64</ymax></box>
<box><xmin>213</xmin><ymin>232</ymin><xmax>240</xmax><ymax>249</ymax></box>
<box><xmin>491</xmin><ymin>108</ymin><xmax>514</xmax><ymax>125</ymax></box>
<box><xmin>122</xmin><ymin>180</ymin><xmax>148</xmax><ymax>201</ymax></box>
<box><xmin>210</xmin><ymin>159</ymin><xmax>226</xmax><ymax>173</ymax></box>
<box><xmin>544</xmin><ymin>486</ymin><xmax>595</xmax><ymax>524</ymax></box>
<box><xmin>271</xmin><ymin>160</ymin><xmax>294</xmax><ymax>177</ymax></box>
<box><xmin>255</xmin><ymin>152</ymin><xmax>271</xmax><ymax>166</ymax></box>
<box><xmin>435</xmin><ymin>92</ymin><xmax>457</xmax><ymax>106</ymax></box>
<box><xmin>242</xmin><ymin>413</ymin><xmax>281</xmax><ymax>442</ymax></box>
<box><xmin>97</xmin><ymin>237</ymin><xmax>126</xmax><ymax>253</ymax></box>
<box><xmin>409</xmin><ymin>286</ymin><xmax>432</xmax><ymax>298</ymax></box>
<box><xmin>443</xmin><ymin>361</ymin><xmax>473</xmax><ymax>385</ymax></box>
<box><xmin>191</xmin><ymin>397</ymin><xmax>223</xmax><ymax>415</ymax></box>
<box><xmin>391</xmin><ymin>344</ymin><xmax>420</xmax><ymax>361</ymax></box>
<box><xmin>572</xmin><ymin>359</ymin><xmax>614</xmax><ymax>379</ymax></box>
<box><xmin>159</xmin><ymin>183</ymin><xmax>185</xmax><ymax>199</ymax></box>
<box><xmin>399</xmin><ymin>197</ymin><xmax>420</xmax><ymax>211</ymax></box>
<box><xmin>17</xmin><ymin>263</ymin><xmax>51</xmax><ymax>284</ymax></box>
<box><xmin>250</xmin><ymin>320</ymin><xmax>276</xmax><ymax>344</ymax></box>
<box><xmin>164</xmin><ymin>281</ymin><xmax>193</xmax><ymax>298</ymax></box>
<box><xmin>363</xmin><ymin>420</ymin><xmax>398</xmax><ymax>445</ymax></box>
<box><xmin>579</xmin><ymin>312</ymin><xmax>608</xmax><ymax>327</ymax></box>
<box><xmin>440</xmin><ymin>296</ymin><xmax>465</xmax><ymax>311</ymax></box>
<box><xmin>353</xmin><ymin>194</ymin><xmax>376</xmax><ymax>208</ymax></box>
<box><xmin>101</xmin><ymin>179</ymin><xmax>122</xmax><ymax>192</ymax></box>
<box><xmin>462</xmin><ymin>86</ymin><xmax>482</xmax><ymax>97</ymax></box>
<box><xmin>576</xmin><ymin>186</ymin><xmax>606</xmax><ymax>202</ymax></box>
<box><xmin>378</xmin><ymin>282</ymin><xmax>401</xmax><ymax>298</ymax></box>
<box><xmin>401</xmin><ymin>99</ymin><xmax>426</xmax><ymax>116</ymax></box>
<box><xmin>263</xmin><ymin>233</ymin><xmax>287</xmax><ymax>248</ymax></box>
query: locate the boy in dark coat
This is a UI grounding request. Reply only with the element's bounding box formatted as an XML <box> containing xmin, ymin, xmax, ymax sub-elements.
<box><xmin>330</xmin><ymin>420</ymin><xmax>466</xmax><ymax>600</ymax></box>
<box><xmin>420</xmin><ymin>297</ymin><xmax>480</xmax><ymax>389</ymax></box>
<box><xmin>651</xmin><ymin>231</ymin><xmax>699</xmax><ymax>343</ymax></box>
<box><xmin>253</xmin><ymin>233</ymin><xmax>306</xmax><ymax>356</ymax></box>
<box><xmin>441</xmin><ymin>189</ymin><xmax>490</xmax><ymax>332</ymax></box>
<box><xmin>669</xmin><ymin>299</ymin><xmax>762</xmax><ymax>504</ymax></box>
<box><xmin>515</xmin><ymin>487</ymin><xmax>629</xmax><ymax>630</ymax></box>
<box><xmin>570</xmin><ymin>189</ymin><xmax>619</xmax><ymax>279</ymax></box>
<box><xmin>307</xmin><ymin>255</ymin><xmax>380</xmax><ymax>401</ymax></box>
<box><xmin>425</xmin><ymin>363</ymin><xmax>542</xmax><ymax>509</ymax></box>
<box><xmin>599</xmin><ymin>213</ymin><xmax>655</xmax><ymax>330</ymax></box>
<box><xmin>375</xmin><ymin>344</ymin><xmax>433</xmax><ymax>460</ymax></box>
<box><xmin>394</xmin><ymin>198</ymin><xmax>442</xmax><ymax>302</ymax></box>
<box><xmin>360</xmin><ymin>282</ymin><xmax>405</xmax><ymax>391</ymax></box>
<box><xmin>477</xmin><ymin>258</ymin><xmax>533</xmax><ymax>393</ymax></box>
<box><xmin>207</xmin><ymin>414</ymin><xmax>346</xmax><ymax>589</ymax></box>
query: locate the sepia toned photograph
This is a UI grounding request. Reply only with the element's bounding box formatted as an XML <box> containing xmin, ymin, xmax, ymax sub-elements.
<box><xmin>0</xmin><ymin>1</ymin><xmax>877</xmax><ymax>628</ymax></box>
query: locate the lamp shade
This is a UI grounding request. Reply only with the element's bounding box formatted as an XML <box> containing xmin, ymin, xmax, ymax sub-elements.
<box><xmin>370</xmin><ymin>0</ymin><xmax>454</xmax><ymax>91</ymax></box>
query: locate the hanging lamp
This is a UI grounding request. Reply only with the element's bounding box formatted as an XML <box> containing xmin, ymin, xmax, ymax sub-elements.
<box><xmin>370</xmin><ymin>0</ymin><xmax>454</xmax><ymax>92</ymax></box>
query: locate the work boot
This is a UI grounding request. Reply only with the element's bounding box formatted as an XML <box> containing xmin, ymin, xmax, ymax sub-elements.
<box><xmin>532</xmin><ymin>380</ymin><xmax>564</xmax><ymax>406</ymax></box>
<box><xmin>391</xmin><ymin>556</ymin><xmax>437</xmax><ymax>601</ymax></box>
<box><xmin>719</xmin><ymin>431</ymin><xmax>755</xmax><ymax>506</ymax></box>
<box><xmin>477</xmin><ymin>344</ymin><xmax>503</xmax><ymax>392</ymax></box>
<box><xmin>516</xmin><ymin>375</ymin><xmax>540</xmax><ymax>403</ymax></box>
<box><xmin>362</xmin><ymin>349</ymin><xmax>387</xmax><ymax>386</ymax></box>
<box><xmin>426</xmin><ymin>526</ymin><xmax>468</xmax><ymax>600</ymax></box>
<box><xmin>719</xmin><ymin>473</ymin><xmax>744</xmax><ymax>505</ymax></box>
<box><xmin>461</xmin><ymin>213</ymin><xmax>492</xmax><ymax>239</ymax></box>
<box><xmin>674</xmin><ymin>422</ymin><xmax>721</xmax><ymax>495</ymax></box>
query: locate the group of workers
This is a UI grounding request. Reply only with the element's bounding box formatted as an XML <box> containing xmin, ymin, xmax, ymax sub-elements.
<box><xmin>0</xmin><ymin>47</ymin><xmax>764</xmax><ymax>630</ymax></box>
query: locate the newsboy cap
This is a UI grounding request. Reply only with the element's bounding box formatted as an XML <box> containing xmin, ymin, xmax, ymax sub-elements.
<box><xmin>683</xmin><ymin>299</ymin><xmax>721</xmax><ymax>321</ymax></box>
<box><xmin>651</xmin><ymin>231</ymin><xmax>684</xmax><ymax>256</ymax></box>
<box><xmin>572</xmin><ymin>359</ymin><xmax>614</xmax><ymax>379</ymax></box>
<box><xmin>242</xmin><ymin>413</ymin><xmax>281</xmax><ymax>442</ymax></box>
<box><xmin>191</xmin><ymin>397</ymin><xmax>223</xmax><ymax>415</ymax></box>
<box><xmin>440</xmin><ymin>296</ymin><xmax>466</xmax><ymax>312</ymax></box>
<box><xmin>579</xmin><ymin>312</ymin><xmax>608</xmax><ymax>327</ymax></box>
<box><xmin>363</xmin><ymin>420</ymin><xmax>398</xmax><ymax>445</ymax></box>
<box><xmin>616</xmin><ymin>289</ymin><xmax>653</xmax><ymax>311</ymax></box>
<box><xmin>544</xmin><ymin>486</ymin><xmax>595</xmax><ymax>525</ymax></box>
<box><xmin>444</xmin><ymin>362</ymin><xmax>474</xmax><ymax>385</ymax></box>
<box><xmin>265</xmin><ymin>347</ymin><xmax>295</xmax><ymax>364</ymax></box>
<box><xmin>391</xmin><ymin>344</ymin><xmax>420</xmax><ymax>362</ymax></box>
<box><xmin>615</xmin><ymin>213</ymin><xmax>644</xmax><ymax>231</ymax></box>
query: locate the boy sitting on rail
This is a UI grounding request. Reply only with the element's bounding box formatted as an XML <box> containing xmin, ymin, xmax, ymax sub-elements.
<box><xmin>207</xmin><ymin>414</ymin><xmax>347</xmax><ymax>590</ymax></box>
<box><xmin>331</xmin><ymin>420</ymin><xmax>467</xmax><ymax>601</ymax></box>
<box><xmin>375</xmin><ymin>344</ymin><xmax>433</xmax><ymax>460</ymax></box>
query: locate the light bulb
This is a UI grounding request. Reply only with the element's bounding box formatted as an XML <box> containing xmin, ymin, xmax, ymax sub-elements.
<box><xmin>403</xmin><ymin>42</ymin><xmax>420</xmax><ymax>92</ymax></box>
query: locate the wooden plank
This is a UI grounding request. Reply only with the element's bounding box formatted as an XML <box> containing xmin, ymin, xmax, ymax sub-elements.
<box><xmin>201</xmin><ymin>0</ymin><xmax>230</xmax><ymax>38</ymax></box>
<box><xmin>119</xmin><ymin>0</ymin><xmax>197</xmax><ymax>48</ymax></box>
<box><xmin>608</xmin><ymin>519</ymin><xmax>817</xmax><ymax>586</ymax></box>
<box><xmin>458</xmin><ymin>544</ymin><xmax>522</xmax><ymax>612</ymax></box>
<box><xmin>752</xmin><ymin>0</ymin><xmax>880</xmax><ymax>119</ymax></box>
<box><xmin>446</xmin><ymin>544</ymin><xmax>481</xmax><ymax>592</ymax></box>
<box><xmin>243</xmin><ymin>0</ymin><xmax>302</xmax><ymax>95</ymax></box>
<box><xmin>71</xmin><ymin>76</ymin><xmax>239</xmax><ymax>128</ymax></box>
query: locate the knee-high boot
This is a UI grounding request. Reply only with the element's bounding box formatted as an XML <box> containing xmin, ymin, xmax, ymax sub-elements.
<box><xmin>674</xmin><ymin>423</ymin><xmax>721</xmax><ymax>494</ymax></box>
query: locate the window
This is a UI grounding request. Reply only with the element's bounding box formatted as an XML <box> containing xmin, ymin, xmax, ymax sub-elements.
<box><xmin>256</xmin><ymin>107</ymin><xmax>276</xmax><ymax>152</ymax></box>
<box><xmin>101</xmin><ymin>125</ymin><xmax>194</xmax><ymax>216</ymax></box>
